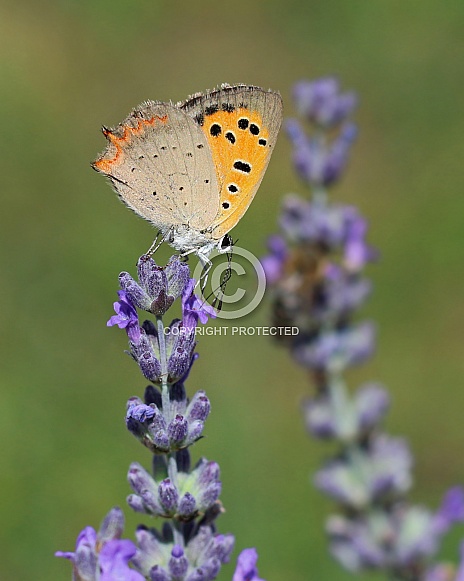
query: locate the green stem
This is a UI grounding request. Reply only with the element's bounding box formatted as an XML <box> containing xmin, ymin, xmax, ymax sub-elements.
<box><xmin>156</xmin><ymin>315</ymin><xmax>170</xmax><ymax>415</ymax></box>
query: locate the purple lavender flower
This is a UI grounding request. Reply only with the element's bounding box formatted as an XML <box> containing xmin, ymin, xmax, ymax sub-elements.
<box><xmin>182</xmin><ymin>279</ymin><xmax>217</xmax><ymax>327</ymax></box>
<box><xmin>293</xmin><ymin>77</ymin><xmax>357</xmax><ymax>128</ymax></box>
<box><xmin>119</xmin><ymin>255</ymin><xmax>190</xmax><ymax>316</ymax></box>
<box><xmin>108</xmin><ymin>290</ymin><xmax>141</xmax><ymax>343</ymax></box>
<box><xmin>56</xmin><ymin>507</ymin><xmax>143</xmax><ymax>581</ymax></box>
<box><xmin>232</xmin><ymin>548</ymin><xmax>265</xmax><ymax>581</ymax></box>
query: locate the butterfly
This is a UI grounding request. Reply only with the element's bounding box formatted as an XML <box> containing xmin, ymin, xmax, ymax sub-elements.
<box><xmin>92</xmin><ymin>84</ymin><xmax>283</xmax><ymax>269</ymax></box>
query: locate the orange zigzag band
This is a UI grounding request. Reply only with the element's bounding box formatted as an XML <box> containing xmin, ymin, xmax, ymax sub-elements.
<box><xmin>94</xmin><ymin>115</ymin><xmax>168</xmax><ymax>173</ymax></box>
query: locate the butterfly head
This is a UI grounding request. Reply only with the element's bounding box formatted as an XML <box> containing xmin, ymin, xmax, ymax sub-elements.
<box><xmin>217</xmin><ymin>233</ymin><xmax>234</xmax><ymax>254</ymax></box>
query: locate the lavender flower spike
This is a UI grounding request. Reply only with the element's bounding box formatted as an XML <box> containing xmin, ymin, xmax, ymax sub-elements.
<box><xmin>265</xmin><ymin>76</ymin><xmax>464</xmax><ymax>580</ymax></box>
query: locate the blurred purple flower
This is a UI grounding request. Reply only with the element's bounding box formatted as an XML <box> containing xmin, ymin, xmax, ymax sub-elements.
<box><xmin>100</xmin><ymin>540</ymin><xmax>143</xmax><ymax>581</ymax></box>
<box><xmin>232</xmin><ymin>548</ymin><xmax>265</xmax><ymax>581</ymax></box>
<box><xmin>304</xmin><ymin>382</ymin><xmax>389</xmax><ymax>441</ymax></box>
<box><xmin>287</xmin><ymin>119</ymin><xmax>357</xmax><ymax>188</ymax></box>
<box><xmin>343</xmin><ymin>211</ymin><xmax>377</xmax><ymax>272</ymax></box>
<box><xmin>261</xmin><ymin>235</ymin><xmax>288</xmax><ymax>284</ymax></box>
<box><xmin>432</xmin><ymin>486</ymin><xmax>464</xmax><ymax>535</ymax></box>
<box><xmin>293</xmin><ymin>322</ymin><xmax>376</xmax><ymax>372</ymax></box>
<box><xmin>56</xmin><ymin>508</ymin><xmax>143</xmax><ymax>581</ymax></box>
<box><xmin>315</xmin><ymin>435</ymin><xmax>412</xmax><ymax>508</ymax></box>
<box><xmin>293</xmin><ymin>77</ymin><xmax>357</xmax><ymax>128</ymax></box>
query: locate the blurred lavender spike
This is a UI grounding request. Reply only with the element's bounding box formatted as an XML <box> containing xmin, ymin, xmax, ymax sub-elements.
<box><xmin>264</xmin><ymin>77</ymin><xmax>464</xmax><ymax>581</ymax></box>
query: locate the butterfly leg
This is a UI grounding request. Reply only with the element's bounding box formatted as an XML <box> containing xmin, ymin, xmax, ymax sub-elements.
<box><xmin>145</xmin><ymin>229</ymin><xmax>174</xmax><ymax>257</ymax></box>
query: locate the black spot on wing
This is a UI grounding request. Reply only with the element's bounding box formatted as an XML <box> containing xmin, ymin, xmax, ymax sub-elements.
<box><xmin>210</xmin><ymin>123</ymin><xmax>222</xmax><ymax>137</ymax></box>
<box><xmin>233</xmin><ymin>160</ymin><xmax>251</xmax><ymax>174</ymax></box>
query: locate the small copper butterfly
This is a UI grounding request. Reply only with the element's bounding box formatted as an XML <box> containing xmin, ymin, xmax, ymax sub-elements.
<box><xmin>92</xmin><ymin>84</ymin><xmax>283</xmax><ymax>266</ymax></box>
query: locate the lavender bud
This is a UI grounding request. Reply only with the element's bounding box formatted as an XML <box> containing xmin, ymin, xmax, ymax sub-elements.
<box><xmin>158</xmin><ymin>479</ymin><xmax>179</xmax><ymax>514</ymax></box>
<box><xmin>128</xmin><ymin>462</ymin><xmax>156</xmax><ymax>495</ymax></box>
<box><xmin>127</xmin><ymin>494</ymin><xmax>147</xmax><ymax>514</ymax></box>
<box><xmin>167</xmin><ymin>327</ymin><xmax>196</xmax><ymax>383</ymax></box>
<box><xmin>97</xmin><ymin>507</ymin><xmax>124</xmax><ymax>543</ymax></box>
<box><xmin>130</xmin><ymin>331</ymin><xmax>162</xmax><ymax>382</ymax></box>
<box><xmin>150</xmin><ymin>428</ymin><xmax>170</xmax><ymax>452</ymax></box>
<box><xmin>186</xmin><ymin>391</ymin><xmax>211</xmax><ymax>422</ymax></box>
<box><xmin>167</xmin><ymin>415</ymin><xmax>189</xmax><ymax>446</ymax></box>
<box><xmin>187</xmin><ymin>420</ymin><xmax>204</xmax><ymax>443</ymax></box>
<box><xmin>197</xmin><ymin>461</ymin><xmax>220</xmax><ymax>487</ymax></box>
<box><xmin>178</xmin><ymin>492</ymin><xmax>197</xmax><ymax>519</ymax></box>
<box><xmin>168</xmin><ymin>545</ymin><xmax>189</xmax><ymax>578</ymax></box>
<box><xmin>119</xmin><ymin>271</ymin><xmax>151</xmax><ymax>311</ymax></box>
<box><xmin>165</xmin><ymin>256</ymin><xmax>191</xmax><ymax>299</ymax></box>
<box><xmin>140</xmin><ymin>489</ymin><xmax>162</xmax><ymax>514</ymax></box>
<box><xmin>355</xmin><ymin>383</ymin><xmax>390</xmax><ymax>432</ymax></box>
<box><xmin>303</xmin><ymin>395</ymin><xmax>338</xmax><ymax>439</ymax></box>
<box><xmin>149</xmin><ymin>566</ymin><xmax>171</xmax><ymax>581</ymax></box>
<box><xmin>200</xmin><ymin>484</ymin><xmax>222</xmax><ymax>508</ymax></box>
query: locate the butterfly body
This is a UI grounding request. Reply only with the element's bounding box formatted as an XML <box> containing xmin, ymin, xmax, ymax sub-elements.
<box><xmin>93</xmin><ymin>84</ymin><xmax>283</xmax><ymax>261</ymax></box>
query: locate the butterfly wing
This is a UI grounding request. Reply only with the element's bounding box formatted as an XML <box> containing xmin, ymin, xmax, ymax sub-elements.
<box><xmin>179</xmin><ymin>85</ymin><xmax>283</xmax><ymax>239</ymax></box>
<box><xmin>92</xmin><ymin>101</ymin><xmax>220</xmax><ymax>234</ymax></box>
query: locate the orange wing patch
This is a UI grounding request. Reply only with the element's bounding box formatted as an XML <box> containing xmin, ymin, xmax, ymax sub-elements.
<box><xmin>201</xmin><ymin>107</ymin><xmax>270</xmax><ymax>223</ymax></box>
<box><xmin>93</xmin><ymin>115</ymin><xmax>168</xmax><ymax>174</ymax></box>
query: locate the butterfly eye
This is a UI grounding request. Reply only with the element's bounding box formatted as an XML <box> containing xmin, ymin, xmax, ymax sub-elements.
<box><xmin>220</xmin><ymin>234</ymin><xmax>233</xmax><ymax>252</ymax></box>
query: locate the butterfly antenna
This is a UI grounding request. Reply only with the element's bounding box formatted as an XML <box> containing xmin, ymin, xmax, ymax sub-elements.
<box><xmin>208</xmin><ymin>244</ymin><xmax>234</xmax><ymax>312</ymax></box>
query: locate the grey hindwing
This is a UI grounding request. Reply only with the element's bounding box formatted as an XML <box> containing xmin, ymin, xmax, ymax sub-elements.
<box><xmin>94</xmin><ymin>101</ymin><xmax>220</xmax><ymax>232</ymax></box>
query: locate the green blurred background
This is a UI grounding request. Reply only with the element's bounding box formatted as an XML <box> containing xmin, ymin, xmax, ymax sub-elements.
<box><xmin>1</xmin><ymin>1</ymin><xmax>464</xmax><ymax>579</ymax></box>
